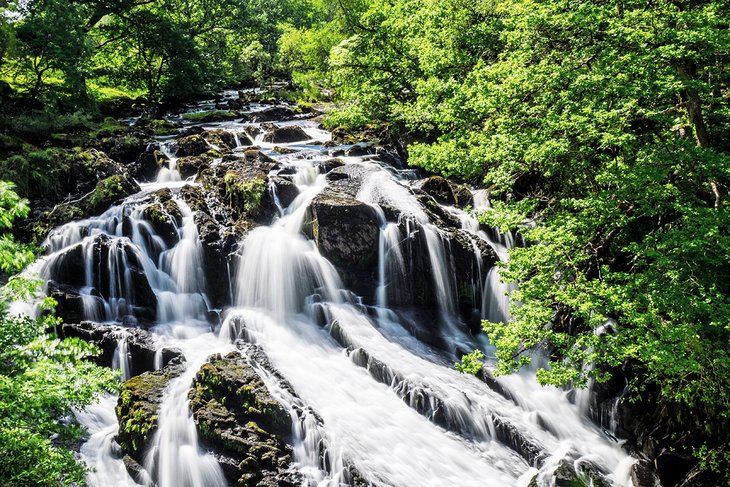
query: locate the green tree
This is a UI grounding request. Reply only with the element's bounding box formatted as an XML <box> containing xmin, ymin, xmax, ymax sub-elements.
<box><xmin>0</xmin><ymin>181</ymin><xmax>118</xmax><ymax>486</ymax></box>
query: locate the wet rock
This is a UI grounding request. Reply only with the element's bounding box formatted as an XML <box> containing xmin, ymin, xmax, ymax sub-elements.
<box><xmin>551</xmin><ymin>459</ymin><xmax>583</xmax><ymax>487</ymax></box>
<box><xmin>630</xmin><ymin>460</ymin><xmax>662</xmax><ymax>487</ymax></box>
<box><xmin>346</xmin><ymin>144</ymin><xmax>376</xmax><ymax>157</ymax></box>
<box><xmin>58</xmin><ymin>322</ymin><xmax>183</xmax><ymax>375</ymax></box>
<box><xmin>194</xmin><ymin>210</ymin><xmax>230</xmax><ymax>307</ymax></box>
<box><xmin>491</xmin><ymin>417</ymin><xmax>546</xmax><ymax>466</ymax></box>
<box><xmin>134</xmin><ymin>147</ymin><xmax>168</xmax><ymax>181</ymax></box>
<box><xmin>309</xmin><ymin>192</ymin><xmax>380</xmax><ymax>297</ymax></box>
<box><xmin>451</xmin><ymin>183</ymin><xmax>474</xmax><ymax>207</ymax></box>
<box><xmin>48</xmin><ymin>282</ymin><xmax>91</xmax><ymax>324</ymax></box>
<box><xmin>45</xmin><ymin>234</ymin><xmax>157</xmax><ymax>324</ymax></box>
<box><xmin>86</xmin><ymin>174</ymin><xmax>140</xmax><ymax>215</ymax></box>
<box><xmin>261</xmin><ymin>124</ymin><xmax>310</xmax><ymax>144</ymax></box>
<box><xmin>203</xmin><ymin>129</ymin><xmax>236</xmax><ymax>151</ymax></box>
<box><xmin>241</xmin><ymin>149</ymin><xmax>279</xmax><ymax>172</ymax></box>
<box><xmin>268</xmin><ymin>176</ymin><xmax>299</xmax><ymax>212</ymax></box>
<box><xmin>200</xmin><ymin>158</ymin><xmax>269</xmax><ymax>222</ymax></box>
<box><xmin>116</xmin><ymin>364</ymin><xmax>185</xmax><ymax>462</ymax></box>
<box><xmin>172</xmin><ymin>134</ymin><xmax>210</xmax><ymax>157</ymax></box>
<box><xmin>141</xmin><ymin>200</ymin><xmax>180</xmax><ymax>249</ymax></box>
<box><xmin>175</xmin><ymin>155</ymin><xmax>210</xmax><ymax>179</ymax></box>
<box><xmin>317</xmin><ymin>158</ymin><xmax>346</xmax><ymax>173</ymax></box>
<box><xmin>107</xmin><ymin>135</ymin><xmax>149</xmax><ymax>164</ymax></box>
<box><xmin>189</xmin><ymin>351</ymin><xmax>300</xmax><ymax>487</ymax></box>
<box><xmin>655</xmin><ymin>451</ymin><xmax>696</xmax><ymax>486</ymax></box>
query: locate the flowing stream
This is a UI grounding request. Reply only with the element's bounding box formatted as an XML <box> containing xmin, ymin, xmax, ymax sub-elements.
<box><xmin>29</xmin><ymin>96</ymin><xmax>638</xmax><ymax>486</ymax></box>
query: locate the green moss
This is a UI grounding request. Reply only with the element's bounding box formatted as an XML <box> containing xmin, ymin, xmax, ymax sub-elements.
<box><xmin>116</xmin><ymin>367</ymin><xmax>182</xmax><ymax>459</ymax></box>
<box><xmin>224</xmin><ymin>172</ymin><xmax>267</xmax><ymax>215</ymax></box>
<box><xmin>88</xmin><ymin>175</ymin><xmax>125</xmax><ymax>209</ymax></box>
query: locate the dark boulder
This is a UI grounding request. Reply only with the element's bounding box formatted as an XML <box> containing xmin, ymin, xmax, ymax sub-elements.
<box><xmin>175</xmin><ymin>155</ymin><xmax>210</xmax><ymax>179</ymax></box>
<box><xmin>44</xmin><ymin>234</ymin><xmax>157</xmax><ymax>324</ymax></box>
<box><xmin>317</xmin><ymin>158</ymin><xmax>346</xmax><ymax>174</ymax></box>
<box><xmin>172</xmin><ymin>134</ymin><xmax>210</xmax><ymax>157</ymax></box>
<box><xmin>203</xmin><ymin>129</ymin><xmax>236</xmax><ymax>151</ymax></box>
<box><xmin>414</xmin><ymin>176</ymin><xmax>457</xmax><ymax>205</ymax></box>
<box><xmin>107</xmin><ymin>135</ymin><xmax>149</xmax><ymax>164</ymax></box>
<box><xmin>86</xmin><ymin>174</ymin><xmax>140</xmax><ymax>215</ymax></box>
<box><xmin>134</xmin><ymin>147</ymin><xmax>168</xmax><ymax>181</ymax></box>
<box><xmin>189</xmin><ymin>352</ymin><xmax>300</xmax><ymax>487</ymax></box>
<box><xmin>268</xmin><ymin>176</ymin><xmax>299</xmax><ymax>212</ymax></box>
<box><xmin>261</xmin><ymin>124</ymin><xmax>310</xmax><ymax>144</ymax></box>
<box><xmin>308</xmin><ymin>192</ymin><xmax>380</xmax><ymax>298</ymax></box>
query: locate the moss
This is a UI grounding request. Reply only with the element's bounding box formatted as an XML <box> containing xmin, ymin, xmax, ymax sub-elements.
<box><xmin>223</xmin><ymin>172</ymin><xmax>267</xmax><ymax>215</ymax></box>
<box><xmin>88</xmin><ymin>175</ymin><xmax>125</xmax><ymax>209</ymax></box>
<box><xmin>116</xmin><ymin>366</ymin><xmax>183</xmax><ymax>460</ymax></box>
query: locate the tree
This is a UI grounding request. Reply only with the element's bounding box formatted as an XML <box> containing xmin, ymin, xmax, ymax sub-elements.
<box><xmin>0</xmin><ymin>181</ymin><xmax>118</xmax><ymax>486</ymax></box>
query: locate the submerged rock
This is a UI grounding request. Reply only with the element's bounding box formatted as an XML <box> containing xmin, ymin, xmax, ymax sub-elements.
<box><xmin>189</xmin><ymin>351</ymin><xmax>300</xmax><ymax>487</ymax></box>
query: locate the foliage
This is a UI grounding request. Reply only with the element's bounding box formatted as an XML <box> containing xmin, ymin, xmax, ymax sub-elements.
<box><xmin>0</xmin><ymin>180</ymin><xmax>118</xmax><ymax>486</ymax></box>
<box><xmin>455</xmin><ymin>350</ymin><xmax>485</xmax><ymax>375</ymax></box>
<box><xmin>327</xmin><ymin>0</ymin><xmax>730</xmax><ymax>477</ymax></box>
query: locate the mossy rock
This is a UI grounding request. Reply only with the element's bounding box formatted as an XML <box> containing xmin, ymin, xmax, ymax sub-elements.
<box><xmin>87</xmin><ymin>174</ymin><xmax>140</xmax><ymax>214</ymax></box>
<box><xmin>189</xmin><ymin>352</ymin><xmax>298</xmax><ymax>486</ymax></box>
<box><xmin>223</xmin><ymin>172</ymin><xmax>267</xmax><ymax>216</ymax></box>
<box><xmin>116</xmin><ymin>365</ymin><xmax>184</xmax><ymax>461</ymax></box>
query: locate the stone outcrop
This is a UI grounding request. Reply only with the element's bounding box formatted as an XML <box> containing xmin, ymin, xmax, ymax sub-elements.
<box><xmin>189</xmin><ymin>351</ymin><xmax>300</xmax><ymax>486</ymax></box>
<box><xmin>116</xmin><ymin>364</ymin><xmax>185</xmax><ymax>462</ymax></box>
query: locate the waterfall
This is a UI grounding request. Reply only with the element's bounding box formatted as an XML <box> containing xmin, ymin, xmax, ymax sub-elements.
<box><xmin>47</xmin><ymin>99</ymin><xmax>638</xmax><ymax>487</ymax></box>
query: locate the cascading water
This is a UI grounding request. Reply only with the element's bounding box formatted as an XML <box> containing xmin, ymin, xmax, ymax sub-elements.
<box><xmin>34</xmin><ymin>96</ymin><xmax>641</xmax><ymax>487</ymax></box>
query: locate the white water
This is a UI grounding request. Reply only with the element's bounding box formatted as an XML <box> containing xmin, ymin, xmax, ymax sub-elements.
<box><xmin>46</xmin><ymin>99</ymin><xmax>638</xmax><ymax>487</ymax></box>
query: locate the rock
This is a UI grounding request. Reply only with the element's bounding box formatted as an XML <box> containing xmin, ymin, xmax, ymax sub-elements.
<box><xmin>655</xmin><ymin>451</ymin><xmax>696</xmax><ymax>486</ymax></box>
<box><xmin>414</xmin><ymin>176</ymin><xmax>457</xmax><ymax>205</ymax></box>
<box><xmin>107</xmin><ymin>135</ymin><xmax>149</xmax><ymax>164</ymax></box>
<box><xmin>317</xmin><ymin>158</ymin><xmax>346</xmax><ymax>173</ymax></box>
<box><xmin>189</xmin><ymin>351</ymin><xmax>300</xmax><ymax>486</ymax></box>
<box><xmin>45</xmin><ymin>234</ymin><xmax>157</xmax><ymax>324</ymax></box>
<box><xmin>116</xmin><ymin>364</ymin><xmax>185</xmax><ymax>462</ymax></box>
<box><xmin>194</xmin><ymin>210</ymin><xmax>230</xmax><ymax>307</ymax></box>
<box><xmin>58</xmin><ymin>322</ymin><xmax>183</xmax><ymax>376</ymax></box>
<box><xmin>134</xmin><ymin>147</ymin><xmax>168</xmax><ymax>181</ymax></box>
<box><xmin>261</xmin><ymin>124</ymin><xmax>310</xmax><ymax>144</ymax></box>
<box><xmin>86</xmin><ymin>174</ymin><xmax>140</xmax><ymax>215</ymax></box>
<box><xmin>452</xmin><ymin>183</ymin><xmax>474</xmax><ymax>207</ymax></box>
<box><xmin>346</xmin><ymin>144</ymin><xmax>376</xmax><ymax>157</ymax></box>
<box><xmin>172</xmin><ymin>134</ymin><xmax>210</xmax><ymax>157</ymax></box>
<box><xmin>175</xmin><ymin>155</ymin><xmax>210</xmax><ymax>179</ymax></box>
<box><xmin>203</xmin><ymin>129</ymin><xmax>236</xmax><ymax>151</ymax></box>
<box><xmin>268</xmin><ymin>176</ymin><xmax>299</xmax><ymax>212</ymax></box>
<box><xmin>631</xmin><ymin>460</ymin><xmax>662</xmax><ymax>487</ymax></box>
<box><xmin>141</xmin><ymin>200</ymin><xmax>181</xmax><ymax>249</ymax></box>
<box><xmin>551</xmin><ymin>459</ymin><xmax>582</xmax><ymax>487</ymax></box>
<box><xmin>309</xmin><ymin>192</ymin><xmax>380</xmax><ymax>297</ymax></box>
<box><xmin>491</xmin><ymin>417</ymin><xmax>546</xmax><ymax>466</ymax></box>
